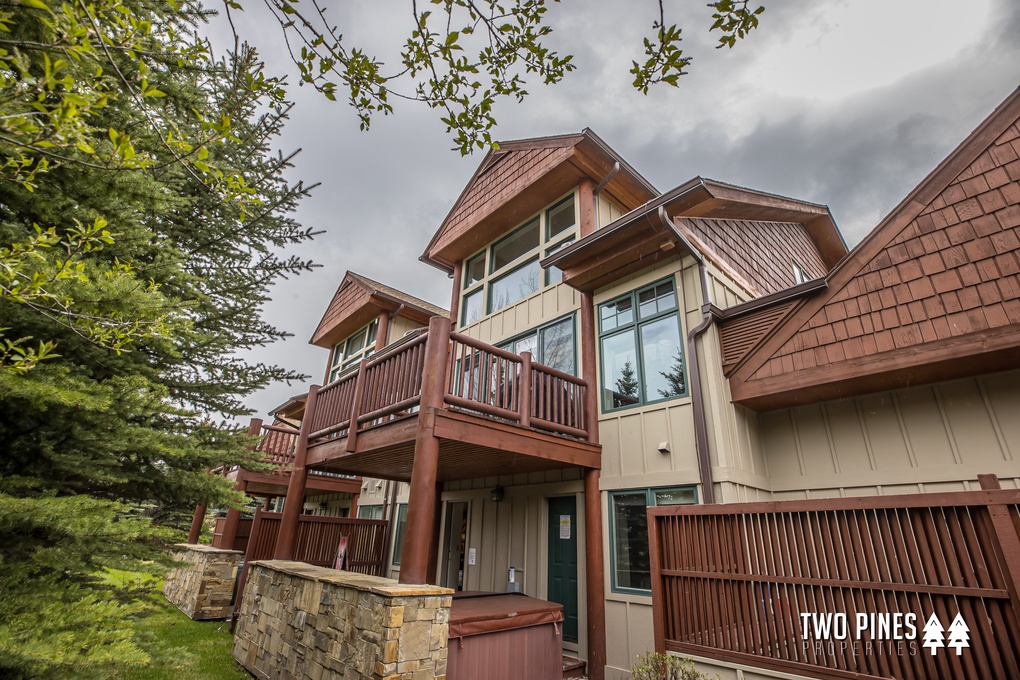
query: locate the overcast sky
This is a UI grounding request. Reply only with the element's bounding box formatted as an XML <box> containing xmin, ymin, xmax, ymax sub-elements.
<box><xmin>205</xmin><ymin>0</ymin><xmax>1020</xmax><ymax>420</ymax></box>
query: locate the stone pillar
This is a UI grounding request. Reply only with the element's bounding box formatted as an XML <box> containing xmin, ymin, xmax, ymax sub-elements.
<box><xmin>233</xmin><ymin>560</ymin><xmax>453</xmax><ymax>680</ymax></box>
<box><xmin>163</xmin><ymin>544</ymin><xmax>243</xmax><ymax>620</ymax></box>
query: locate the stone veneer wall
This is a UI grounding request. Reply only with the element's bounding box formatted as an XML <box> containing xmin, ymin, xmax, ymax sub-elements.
<box><xmin>163</xmin><ymin>543</ymin><xmax>243</xmax><ymax>620</ymax></box>
<box><xmin>233</xmin><ymin>560</ymin><xmax>453</xmax><ymax>680</ymax></box>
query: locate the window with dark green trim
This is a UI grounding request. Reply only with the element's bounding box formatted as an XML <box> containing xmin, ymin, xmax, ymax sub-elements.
<box><xmin>598</xmin><ymin>279</ymin><xmax>686</xmax><ymax>411</ymax></box>
<box><xmin>460</xmin><ymin>193</ymin><xmax>577</xmax><ymax>326</ymax></box>
<box><xmin>391</xmin><ymin>504</ymin><xmax>408</xmax><ymax>566</ymax></box>
<box><xmin>609</xmin><ymin>487</ymin><xmax>697</xmax><ymax>594</ymax></box>
<box><xmin>498</xmin><ymin>314</ymin><xmax>577</xmax><ymax>376</ymax></box>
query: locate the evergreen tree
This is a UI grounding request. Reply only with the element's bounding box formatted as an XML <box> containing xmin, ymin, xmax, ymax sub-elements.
<box><xmin>0</xmin><ymin>2</ymin><xmax>312</xmax><ymax>675</ymax></box>
<box><xmin>658</xmin><ymin>349</ymin><xmax>686</xmax><ymax>398</ymax></box>
<box><xmin>616</xmin><ymin>360</ymin><xmax>639</xmax><ymax>399</ymax></box>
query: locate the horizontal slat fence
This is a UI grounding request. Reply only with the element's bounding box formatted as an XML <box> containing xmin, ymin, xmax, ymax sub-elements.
<box><xmin>232</xmin><ymin>508</ymin><xmax>389</xmax><ymax>619</ymax></box>
<box><xmin>648</xmin><ymin>487</ymin><xmax>1020</xmax><ymax>680</ymax></box>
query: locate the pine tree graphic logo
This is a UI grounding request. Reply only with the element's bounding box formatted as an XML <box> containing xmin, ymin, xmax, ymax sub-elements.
<box><xmin>947</xmin><ymin>614</ymin><xmax>971</xmax><ymax>655</ymax></box>
<box><xmin>922</xmin><ymin>614</ymin><xmax>945</xmax><ymax>656</ymax></box>
<box><xmin>921</xmin><ymin>612</ymin><xmax>970</xmax><ymax>656</ymax></box>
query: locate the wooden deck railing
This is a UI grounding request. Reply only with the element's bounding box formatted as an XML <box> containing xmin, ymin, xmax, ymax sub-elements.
<box><xmin>306</xmin><ymin>322</ymin><xmax>591</xmax><ymax>449</ymax></box>
<box><xmin>648</xmin><ymin>483</ymin><xmax>1020</xmax><ymax>680</ymax></box>
<box><xmin>232</xmin><ymin>507</ymin><xmax>389</xmax><ymax>619</ymax></box>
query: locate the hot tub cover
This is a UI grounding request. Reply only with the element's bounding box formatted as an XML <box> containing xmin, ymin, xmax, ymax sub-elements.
<box><xmin>448</xmin><ymin>592</ymin><xmax>563</xmax><ymax>639</ymax></box>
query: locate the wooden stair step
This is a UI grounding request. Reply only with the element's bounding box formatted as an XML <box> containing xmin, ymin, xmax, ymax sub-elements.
<box><xmin>562</xmin><ymin>654</ymin><xmax>586</xmax><ymax>679</ymax></box>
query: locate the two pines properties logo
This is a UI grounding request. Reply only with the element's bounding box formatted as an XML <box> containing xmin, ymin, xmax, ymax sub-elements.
<box><xmin>799</xmin><ymin>612</ymin><xmax>970</xmax><ymax>657</ymax></box>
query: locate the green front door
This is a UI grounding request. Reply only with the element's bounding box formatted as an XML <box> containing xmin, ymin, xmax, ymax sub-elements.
<box><xmin>547</xmin><ymin>496</ymin><xmax>578</xmax><ymax>643</ymax></box>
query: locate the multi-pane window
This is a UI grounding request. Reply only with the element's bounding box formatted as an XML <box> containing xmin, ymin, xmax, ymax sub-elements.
<box><xmin>357</xmin><ymin>505</ymin><xmax>384</xmax><ymax>520</ymax></box>
<box><xmin>499</xmin><ymin>315</ymin><xmax>576</xmax><ymax>375</ymax></box>
<box><xmin>391</xmin><ymin>504</ymin><xmax>408</xmax><ymax>566</ymax></box>
<box><xmin>599</xmin><ymin>279</ymin><xmax>687</xmax><ymax>411</ymax></box>
<box><xmin>609</xmin><ymin>487</ymin><xmax>697</xmax><ymax>594</ymax></box>
<box><xmin>328</xmin><ymin>320</ymin><xmax>378</xmax><ymax>382</ymax></box>
<box><xmin>461</xmin><ymin>194</ymin><xmax>577</xmax><ymax>326</ymax></box>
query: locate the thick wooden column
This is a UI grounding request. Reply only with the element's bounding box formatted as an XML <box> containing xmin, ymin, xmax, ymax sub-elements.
<box><xmin>399</xmin><ymin>316</ymin><xmax>451</xmax><ymax>584</ymax></box>
<box><xmin>273</xmin><ymin>385</ymin><xmax>320</xmax><ymax>560</ymax></box>
<box><xmin>580</xmin><ymin>292</ymin><xmax>599</xmax><ymax>442</ymax></box>
<box><xmin>375</xmin><ymin>310</ymin><xmax>391</xmax><ymax>351</ymax></box>
<box><xmin>449</xmin><ymin>261</ymin><xmax>462</xmax><ymax>326</ymax></box>
<box><xmin>584</xmin><ymin>468</ymin><xmax>606</xmax><ymax>680</ymax></box>
<box><xmin>579</xmin><ymin>177</ymin><xmax>596</xmax><ymax>237</ymax></box>
<box><xmin>188</xmin><ymin>504</ymin><xmax>207</xmax><ymax>543</ymax></box>
<box><xmin>220</xmin><ymin>418</ymin><xmax>263</xmax><ymax>549</ymax></box>
<box><xmin>349</xmin><ymin>492</ymin><xmax>360</xmax><ymax>518</ymax></box>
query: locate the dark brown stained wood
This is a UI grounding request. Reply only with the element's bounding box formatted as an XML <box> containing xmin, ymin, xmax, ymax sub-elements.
<box><xmin>310</xmin><ymin>271</ymin><xmax>447</xmax><ymax>349</ymax></box>
<box><xmin>648</xmin><ymin>484</ymin><xmax>1020</xmax><ymax>680</ymax></box>
<box><xmin>718</xmin><ymin>301</ymin><xmax>797</xmax><ymax>373</ymax></box>
<box><xmin>421</xmin><ymin>130</ymin><xmax>658</xmax><ymax>271</ymax></box>
<box><xmin>730</xmin><ymin>86</ymin><xmax>1020</xmax><ymax>410</ymax></box>
<box><xmin>546</xmin><ymin>178</ymin><xmax>846</xmax><ymax>294</ymax></box>
<box><xmin>680</xmin><ymin>217</ymin><xmax>827</xmax><ymax>296</ymax></box>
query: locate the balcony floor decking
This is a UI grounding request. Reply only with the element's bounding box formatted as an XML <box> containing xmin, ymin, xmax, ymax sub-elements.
<box><xmin>306</xmin><ymin>407</ymin><xmax>601</xmax><ymax>483</ymax></box>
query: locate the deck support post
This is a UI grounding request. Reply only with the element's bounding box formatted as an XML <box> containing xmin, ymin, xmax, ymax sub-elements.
<box><xmin>188</xmin><ymin>504</ymin><xmax>207</xmax><ymax>543</ymax></box>
<box><xmin>219</xmin><ymin>418</ymin><xmax>263</xmax><ymax>549</ymax></box>
<box><xmin>400</xmin><ymin>316</ymin><xmax>451</xmax><ymax>585</ymax></box>
<box><xmin>349</xmin><ymin>492</ymin><xmax>360</xmax><ymax>518</ymax></box>
<box><xmin>584</xmin><ymin>468</ymin><xmax>606</xmax><ymax>680</ymax></box>
<box><xmin>274</xmin><ymin>385</ymin><xmax>320</xmax><ymax>560</ymax></box>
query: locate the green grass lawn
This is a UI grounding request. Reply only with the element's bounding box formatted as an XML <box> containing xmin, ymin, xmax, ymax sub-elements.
<box><xmin>92</xmin><ymin>571</ymin><xmax>250</xmax><ymax>680</ymax></box>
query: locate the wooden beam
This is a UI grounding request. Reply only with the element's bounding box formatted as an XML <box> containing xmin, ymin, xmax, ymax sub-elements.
<box><xmin>274</xmin><ymin>385</ymin><xmax>320</xmax><ymax>560</ymax></box>
<box><xmin>375</xmin><ymin>310</ymin><xmax>391</xmax><ymax>351</ymax></box>
<box><xmin>579</xmin><ymin>177</ymin><xmax>595</xmax><ymax>237</ymax></box>
<box><xmin>400</xmin><ymin>316</ymin><xmax>452</xmax><ymax>584</ymax></box>
<box><xmin>584</xmin><ymin>469</ymin><xmax>606</xmax><ymax>680</ymax></box>
<box><xmin>580</xmin><ymin>292</ymin><xmax>599</xmax><ymax>443</ymax></box>
<box><xmin>449</xmin><ymin>260</ymin><xmax>462</xmax><ymax>327</ymax></box>
<box><xmin>188</xmin><ymin>504</ymin><xmax>206</xmax><ymax>543</ymax></box>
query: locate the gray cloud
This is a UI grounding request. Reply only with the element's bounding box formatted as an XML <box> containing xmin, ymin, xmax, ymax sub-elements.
<box><xmin>215</xmin><ymin>0</ymin><xmax>1020</xmax><ymax>420</ymax></box>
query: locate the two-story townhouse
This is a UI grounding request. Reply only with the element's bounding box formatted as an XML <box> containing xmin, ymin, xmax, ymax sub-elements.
<box><xmin>267</xmin><ymin>86</ymin><xmax>1020</xmax><ymax>680</ymax></box>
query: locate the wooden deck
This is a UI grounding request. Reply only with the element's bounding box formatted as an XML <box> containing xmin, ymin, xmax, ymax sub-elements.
<box><xmin>301</xmin><ymin>320</ymin><xmax>601</xmax><ymax>483</ymax></box>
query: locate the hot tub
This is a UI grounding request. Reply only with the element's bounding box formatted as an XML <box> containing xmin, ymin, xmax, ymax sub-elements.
<box><xmin>447</xmin><ymin>592</ymin><xmax>564</xmax><ymax>680</ymax></box>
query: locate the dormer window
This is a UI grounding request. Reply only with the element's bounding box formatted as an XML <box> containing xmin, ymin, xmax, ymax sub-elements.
<box><xmin>327</xmin><ymin>319</ymin><xmax>377</xmax><ymax>382</ymax></box>
<box><xmin>793</xmin><ymin>261</ymin><xmax>810</xmax><ymax>285</ymax></box>
<box><xmin>460</xmin><ymin>193</ymin><xmax>577</xmax><ymax>326</ymax></box>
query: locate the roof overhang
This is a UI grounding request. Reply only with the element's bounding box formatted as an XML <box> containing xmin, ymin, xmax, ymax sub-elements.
<box><xmin>421</xmin><ymin>130</ymin><xmax>659</xmax><ymax>272</ymax></box>
<box><xmin>542</xmin><ymin>177</ymin><xmax>846</xmax><ymax>294</ymax></box>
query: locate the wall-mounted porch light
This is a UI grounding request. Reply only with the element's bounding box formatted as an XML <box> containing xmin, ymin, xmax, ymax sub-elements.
<box><xmin>491</xmin><ymin>486</ymin><xmax>505</xmax><ymax>502</ymax></box>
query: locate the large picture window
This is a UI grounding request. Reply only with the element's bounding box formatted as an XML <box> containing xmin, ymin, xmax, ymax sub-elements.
<box><xmin>328</xmin><ymin>319</ymin><xmax>378</xmax><ymax>383</ymax></box>
<box><xmin>609</xmin><ymin>487</ymin><xmax>697</xmax><ymax>594</ymax></box>
<box><xmin>598</xmin><ymin>279</ymin><xmax>686</xmax><ymax>411</ymax></box>
<box><xmin>461</xmin><ymin>194</ymin><xmax>576</xmax><ymax>326</ymax></box>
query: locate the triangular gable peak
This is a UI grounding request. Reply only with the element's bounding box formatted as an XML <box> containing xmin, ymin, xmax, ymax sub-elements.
<box><xmin>421</xmin><ymin>130</ymin><xmax>658</xmax><ymax>271</ymax></box>
<box><xmin>729</xmin><ymin>87</ymin><xmax>1020</xmax><ymax>410</ymax></box>
<box><xmin>310</xmin><ymin>272</ymin><xmax>447</xmax><ymax>349</ymax></box>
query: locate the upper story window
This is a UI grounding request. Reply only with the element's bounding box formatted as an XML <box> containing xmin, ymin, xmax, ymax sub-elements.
<box><xmin>328</xmin><ymin>319</ymin><xmax>377</xmax><ymax>382</ymax></box>
<box><xmin>461</xmin><ymin>194</ymin><xmax>577</xmax><ymax>326</ymax></box>
<box><xmin>498</xmin><ymin>314</ymin><xmax>576</xmax><ymax>375</ymax></box>
<box><xmin>599</xmin><ymin>279</ymin><xmax>687</xmax><ymax>411</ymax></box>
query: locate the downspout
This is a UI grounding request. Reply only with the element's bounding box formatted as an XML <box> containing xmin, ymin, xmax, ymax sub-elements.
<box><xmin>656</xmin><ymin>208</ymin><xmax>716</xmax><ymax>504</ymax></box>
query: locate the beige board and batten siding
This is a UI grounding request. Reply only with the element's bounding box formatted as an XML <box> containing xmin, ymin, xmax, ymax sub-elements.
<box><xmin>760</xmin><ymin>370</ymin><xmax>1020</xmax><ymax>498</ymax></box>
<box><xmin>386</xmin><ymin>314</ymin><xmax>426</xmax><ymax>343</ymax></box>
<box><xmin>596</xmin><ymin>194</ymin><xmax>626</xmax><ymax>230</ymax></box>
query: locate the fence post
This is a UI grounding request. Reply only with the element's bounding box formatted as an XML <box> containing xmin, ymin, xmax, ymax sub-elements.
<box><xmin>345</xmin><ymin>359</ymin><xmax>370</xmax><ymax>453</ymax></box>
<box><xmin>400</xmin><ymin>316</ymin><xmax>451</xmax><ymax>585</ymax></box>
<box><xmin>273</xmin><ymin>386</ymin><xmax>320</xmax><ymax>560</ymax></box>
<box><xmin>519</xmin><ymin>351</ymin><xmax>532</xmax><ymax>428</ymax></box>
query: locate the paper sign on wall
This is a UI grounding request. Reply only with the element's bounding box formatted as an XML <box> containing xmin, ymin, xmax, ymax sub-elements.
<box><xmin>559</xmin><ymin>515</ymin><xmax>571</xmax><ymax>539</ymax></box>
<box><xmin>468</xmin><ymin>547</ymin><xmax>476</xmax><ymax>565</ymax></box>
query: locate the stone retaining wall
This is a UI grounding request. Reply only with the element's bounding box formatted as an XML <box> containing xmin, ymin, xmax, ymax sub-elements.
<box><xmin>232</xmin><ymin>560</ymin><xmax>453</xmax><ymax>680</ymax></box>
<box><xmin>163</xmin><ymin>543</ymin><xmax>243</xmax><ymax>620</ymax></box>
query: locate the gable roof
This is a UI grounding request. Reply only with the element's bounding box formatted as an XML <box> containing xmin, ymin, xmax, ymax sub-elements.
<box><xmin>420</xmin><ymin>129</ymin><xmax>658</xmax><ymax>271</ymax></box>
<box><xmin>310</xmin><ymin>271</ymin><xmax>448</xmax><ymax>348</ymax></box>
<box><xmin>725</xmin><ymin>86</ymin><xmax>1020</xmax><ymax>410</ymax></box>
<box><xmin>543</xmin><ymin>177</ymin><xmax>846</xmax><ymax>293</ymax></box>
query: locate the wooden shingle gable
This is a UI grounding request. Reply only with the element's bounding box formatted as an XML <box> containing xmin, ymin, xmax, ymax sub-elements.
<box><xmin>728</xmin><ymin>86</ymin><xmax>1020</xmax><ymax>410</ymax></box>
<box><xmin>420</xmin><ymin>130</ymin><xmax>658</xmax><ymax>271</ymax></box>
